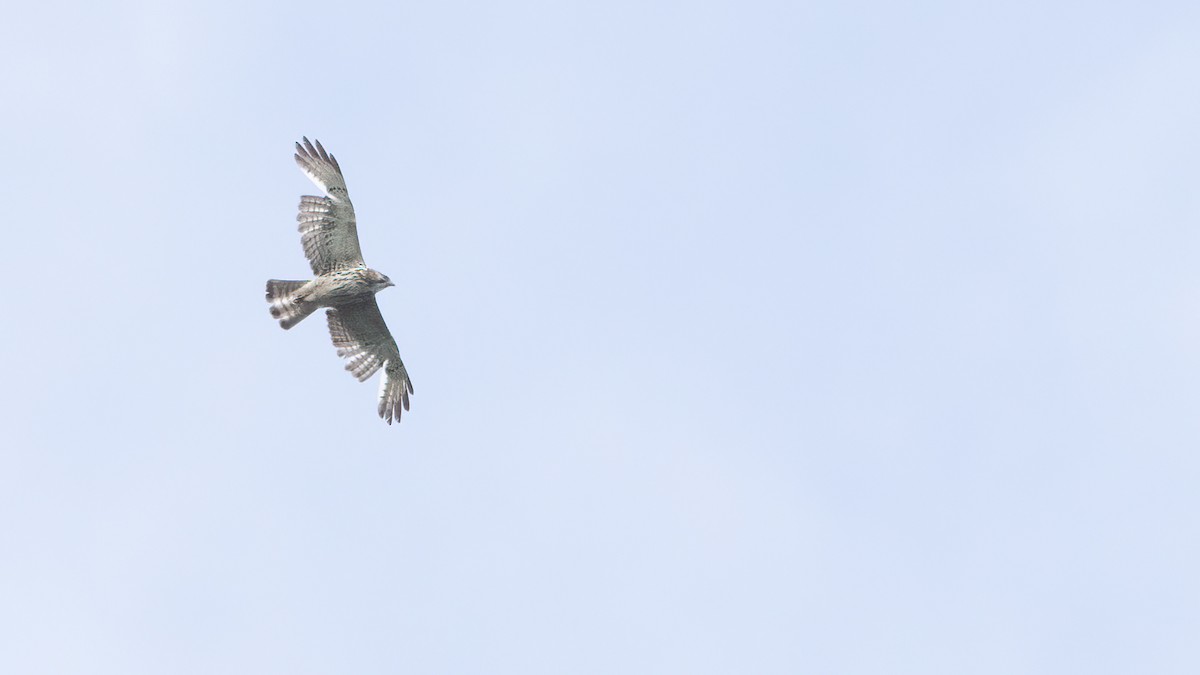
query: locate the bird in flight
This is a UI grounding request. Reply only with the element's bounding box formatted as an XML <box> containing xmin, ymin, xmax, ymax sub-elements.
<box><xmin>266</xmin><ymin>137</ymin><xmax>414</xmax><ymax>424</ymax></box>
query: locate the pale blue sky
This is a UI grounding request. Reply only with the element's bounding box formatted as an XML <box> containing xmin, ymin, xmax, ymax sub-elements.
<box><xmin>3</xmin><ymin>1</ymin><xmax>1199</xmax><ymax>673</ymax></box>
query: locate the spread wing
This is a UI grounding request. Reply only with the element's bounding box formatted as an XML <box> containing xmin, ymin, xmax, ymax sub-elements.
<box><xmin>326</xmin><ymin>300</ymin><xmax>414</xmax><ymax>425</ymax></box>
<box><xmin>294</xmin><ymin>137</ymin><xmax>365</xmax><ymax>274</ymax></box>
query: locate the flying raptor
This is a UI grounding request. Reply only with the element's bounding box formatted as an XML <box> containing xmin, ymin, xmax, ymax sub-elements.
<box><xmin>266</xmin><ymin>138</ymin><xmax>414</xmax><ymax>424</ymax></box>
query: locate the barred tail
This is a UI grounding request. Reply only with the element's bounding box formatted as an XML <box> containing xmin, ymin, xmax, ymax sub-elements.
<box><xmin>266</xmin><ymin>279</ymin><xmax>317</xmax><ymax>329</ymax></box>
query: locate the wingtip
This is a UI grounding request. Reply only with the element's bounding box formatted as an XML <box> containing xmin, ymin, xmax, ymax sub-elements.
<box><xmin>295</xmin><ymin>136</ymin><xmax>317</xmax><ymax>160</ymax></box>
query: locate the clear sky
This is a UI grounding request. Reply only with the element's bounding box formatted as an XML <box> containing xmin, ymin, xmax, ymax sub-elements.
<box><xmin>3</xmin><ymin>1</ymin><xmax>1199</xmax><ymax>673</ymax></box>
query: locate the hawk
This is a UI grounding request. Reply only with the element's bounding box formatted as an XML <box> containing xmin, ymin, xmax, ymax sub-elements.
<box><xmin>266</xmin><ymin>137</ymin><xmax>414</xmax><ymax>424</ymax></box>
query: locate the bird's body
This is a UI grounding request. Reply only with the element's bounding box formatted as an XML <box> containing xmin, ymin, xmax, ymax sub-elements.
<box><xmin>267</xmin><ymin>267</ymin><xmax>391</xmax><ymax>328</ymax></box>
<box><xmin>266</xmin><ymin>138</ymin><xmax>414</xmax><ymax>424</ymax></box>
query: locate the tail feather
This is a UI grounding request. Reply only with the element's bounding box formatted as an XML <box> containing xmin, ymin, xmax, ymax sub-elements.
<box><xmin>266</xmin><ymin>279</ymin><xmax>316</xmax><ymax>329</ymax></box>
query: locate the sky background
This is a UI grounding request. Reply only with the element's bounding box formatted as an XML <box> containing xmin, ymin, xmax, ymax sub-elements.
<box><xmin>3</xmin><ymin>1</ymin><xmax>1200</xmax><ymax>673</ymax></box>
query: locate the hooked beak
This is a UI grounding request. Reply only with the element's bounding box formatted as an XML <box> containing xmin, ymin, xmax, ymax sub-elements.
<box><xmin>386</xmin><ymin>280</ymin><xmax>395</xmax><ymax>288</ymax></box>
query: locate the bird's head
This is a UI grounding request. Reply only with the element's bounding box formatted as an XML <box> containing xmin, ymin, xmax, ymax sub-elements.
<box><xmin>366</xmin><ymin>269</ymin><xmax>395</xmax><ymax>292</ymax></box>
